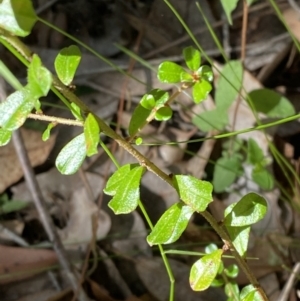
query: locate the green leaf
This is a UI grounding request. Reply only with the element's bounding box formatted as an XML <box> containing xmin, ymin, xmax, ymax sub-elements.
<box><xmin>140</xmin><ymin>94</ymin><xmax>156</xmax><ymax>110</ymax></box>
<box><xmin>55</xmin><ymin>133</ymin><xmax>86</xmax><ymax>175</ymax></box>
<box><xmin>183</xmin><ymin>46</ymin><xmax>201</xmax><ymax>71</ymax></box>
<box><xmin>0</xmin><ymin>128</ymin><xmax>11</xmax><ymax>146</ymax></box>
<box><xmin>224</xmin><ymin>192</ymin><xmax>268</xmax><ymax>226</ymax></box>
<box><xmin>247</xmin><ymin>0</ymin><xmax>258</xmax><ymax>6</ymax></box>
<box><xmin>0</xmin><ymin>200</ymin><xmax>29</xmax><ymax>215</ymax></box>
<box><xmin>220</xmin><ymin>0</ymin><xmax>239</xmax><ymax>25</ymax></box>
<box><xmin>224</xmin><ymin>264</ymin><xmax>239</xmax><ymax>278</ymax></box>
<box><xmin>0</xmin><ymin>0</ymin><xmax>37</xmax><ymax>37</ymax></box>
<box><xmin>54</xmin><ymin>45</ymin><xmax>81</xmax><ymax>85</ymax></box>
<box><xmin>135</xmin><ymin>137</ymin><xmax>143</xmax><ymax>145</ymax></box>
<box><xmin>128</xmin><ymin>104</ymin><xmax>151</xmax><ymax>136</ymax></box>
<box><xmin>226</xmin><ymin>226</ymin><xmax>250</xmax><ymax>257</ymax></box>
<box><xmin>70</xmin><ymin>102</ymin><xmax>83</xmax><ymax>121</ymax></box>
<box><xmin>225</xmin><ymin>282</ymin><xmax>240</xmax><ymax>299</ymax></box>
<box><xmin>84</xmin><ymin>113</ymin><xmax>100</xmax><ymax>157</ymax></box>
<box><xmin>198</xmin><ymin>65</ymin><xmax>213</xmax><ymax>82</ymax></box>
<box><xmin>213</xmin><ymin>155</ymin><xmax>242</xmax><ymax>193</ymax></box>
<box><xmin>42</xmin><ymin>123</ymin><xmax>55</xmax><ymax>141</ymax></box>
<box><xmin>190</xmin><ymin>249</ymin><xmax>223</xmax><ymax>291</ymax></box>
<box><xmin>147</xmin><ymin>202</ymin><xmax>194</xmax><ymax>245</ymax></box>
<box><xmin>173</xmin><ymin>175</ymin><xmax>213</xmax><ymax>212</ymax></box>
<box><xmin>154</xmin><ymin>106</ymin><xmax>173</xmax><ymax>121</ymax></box>
<box><xmin>211</xmin><ymin>278</ymin><xmax>225</xmax><ymax>287</ymax></box>
<box><xmin>151</xmin><ymin>89</ymin><xmax>169</xmax><ymax>107</ymax></box>
<box><xmin>215</xmin><ymin>60</ymin><xmax>243</xmax><ymax>109</ymax></box>
<box><xmin>248</xmin><ymin>89</ymin><xmax>295</xmax><ymax>118</ymax></box>
<box><xmin>192</xmin><ymin>80</ymin><xmax>212</xmax><ymax>103</ymax></box>
<box><xmin>0</xmin><ymin>87</ymin><xmax>36</xmax><ymax>131</ymax></box>
<box><xmin>28</xmin><ymin>54</ymin><xmax>52</xmax><ymax>98</ymax></box>
<box><xmin>247</xmin><ymin>138</ymin><xmax>264</xmax><ymax>164</ymax></box>
<box><xmin>205</xmin><ymin>243</ymin><xmax>218</xmax><ymax>254</ymax></box>
<box><xmin>104</xmin><ymin>164</ymin><xmax>144</xmax><ymax>214</ymax></box>
<box><xmin>240</xmin><ymin>285</ymin><xmax>263</xmax><ymax>301</ymax></box>
<box><xmin>180</xmin><ymin>71</ymin><xmax>193</xmax><ymax>82</ymax></box>
<box><xmin>192</xmin><ymin>108</ymin><xmax>228</xmax><ymax>132</ymax></box>
<box><xmin>157</xmin><ymin>61</ymin><xmax>184</xmax><ymax>83</ymax></box>
<box><xmin>252</xmin><ymin>168</ymin><xmax>274</xmax><ymax>190</ymax></box>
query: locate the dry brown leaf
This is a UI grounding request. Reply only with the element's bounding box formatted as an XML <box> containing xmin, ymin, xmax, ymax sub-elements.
<box><xmin>0</xmin><ymin>128</ymin><xmax>56</xmax><ymax>193</ymax></box>
<box><xmin>0</xmin><ymin>245</ymin><xmax>57</xmax><ymax>284</ymax></box>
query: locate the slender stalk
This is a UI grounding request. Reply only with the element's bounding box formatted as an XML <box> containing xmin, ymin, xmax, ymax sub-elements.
<box><xmin>27</xmin><ymin>113</ymin><xmax>83</xmax><ymax>126</ymax></box>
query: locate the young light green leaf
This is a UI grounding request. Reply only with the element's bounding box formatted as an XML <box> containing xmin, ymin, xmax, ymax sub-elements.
<box><xmin>135</xmin><ymin>137</ymin><xmax>143</xmax><ymax>145</ymax></box>
<box><xmin>42</xmin><ymin>123</ymin><xmax>55</xmax><ymax>141</ymax></box>
<box><xmin>252</xmin><ymin>168</ymin><xmax>274</xmax><ymax>190</ymax></box>
<box><xmin>140</xmin><ymin>94</ymin><xmax>156</xmax><ymax>110</ymax></box>
<box><xmin>183</xmin><ymin>46</ymin><xmax>201</xmax><ymax>71</ymax></box>
<box><xmin>54</xmin><ymin>45</ymin><xmax>81</xmax><ymax>85</ymax></box>
<box><xmin>107</xmin><ymin>166</ymin><xmax>144</xmax><ymax>214</ymax></box>
<box><xmin>27</xmin><ymin>54</ymin><xmax>52</xmax><ymax>98</ymax></box>
<box><xmin>225</xmin><ymin>225</ymin><xmax>251</xmax><ymax>257</ymax></box>
<box><xmin>205</xmin><ymin>243</ymin><xmax>218</xmax><ymax>254</ymax></box>
<box><xmin>55</xmin><ymin>133</ymin><xmax>86</xmax><ymax>175</ymax></box>
<box><xmin>247</xmin><ymin>138</ymin><xmax>264</xmax><ymax>165</ymax></box>
<box><xmin>225</xmin><ymin>282</ymin><xmax>240</xmax><ymax>300</ymax></box>
<box><xmin>173</xmin><ymin>175</ymin><xmax>213</xmax><ymax>212</ymax></box>
<box><xmin>104</xmin><ymin>164</ymin><xmax>139</xmax><ymax>196</ymax></box>
<box><xmin>0</xmin><ymin>88</ymin><xmax>36</xmax><ymax>131</ymax></box>
<box><xmin>70</xmin><ymin>102</ymin><xmax>83</xmax><ymax>120</ymax></box>
<box><xmin>215</xmin><ymin>60</ymin><xmax>243</xmax><ymax>109</ymax></box>
<box><xmin>193</xmin><ymin>108</ymin><xmax>228</xmax><ymax>132</ymax></box>
<box><xmin>190</xmin><ymin>249</ymin><xmax>223</xmax><ymax>291</ymax></box>
<box><xmin>128</xmin><ymin>104</ymin><xmax>151</xmax><ymax>137</ymax></box>
<box><xmin>213</xmin><ymin>155</ymin><xmax>242</xmax><ymax>193</ymax></box>
<box><xmin>240</xmin><ymin>285</ymin><xmax>263</xmax><ymax>301</ymax></box>
<box><xmin>0</xmin><ymin>0</ymin><xmax>37</xmax><ymax>37</ymax></box>
<box><xmin>157</xmin><ymin>61</ymin><xmax>184</xmax><ymax>83</ymax></box>
<box><xmin>224</xmin><ymin>192</ymin><xmax>268</xmax><ymax>227</ymax></box>
<box><xmin>199</xmin><ymin>65</ymin><xmax>213</xmax><ymax>82</ymax></box>
<box><xmin>180</xmin><ymin>71</ymin><xmax>193</xmax><ymax>82</ymax></box>
<box><xmin>224</xmin><ymin>264</ymin><xmax>239</xmax><ymax>278</ymax></box>
<box><xmin>0</xmin><ymin>128</ymin><xmax>12</xmax><ymax>146</ymax></box>
<box><xmin>84</xmin><ymin>113</ymin><xmax>100</xmax><ymax>157</ymax></box>
<box><xmin>220</xmin><ymin>0</ymin><xmax>239</xmax><ymax>25</ymax></box>
<box><xmin>154</xmin><ymin>106</ymin><xmax>172</xmax><ymax>121</ymax></box>
<box><xmin>247</xmin><ymin>0</ymin><xmax>258</xmax><ymax>5</ymax></box>
<box><xmin>211</xmin><ymin>278</ymin><xmax>225</xmax><ymax>287</ymax></box>
<box><xmin>248</xmin><ymin>89</ymin><xmax>295</xmax><ymax>118</ymax></box>
<box><xmin>193</xmin><ymin>80</ymin><xmax>212</xmax><ymax>103</ymax></box>
<box><xmin>147</xmin><ymin>202</ymin><xmax>194</xmax><ymax>245</ymax></box>
<box><xmin>150</xmin><ymin>89</ymin><xmax>169</xmax><ymax>107</ymax></box>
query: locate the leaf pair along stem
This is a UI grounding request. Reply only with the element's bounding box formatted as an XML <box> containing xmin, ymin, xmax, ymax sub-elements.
<box><xmin>0</xmin><ymin>28</ymin><xmax>268</xmax><ymax>301</ymax></box>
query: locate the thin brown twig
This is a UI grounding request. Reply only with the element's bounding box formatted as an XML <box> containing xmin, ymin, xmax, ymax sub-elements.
<box><xmin>12</xmin><ymin>129</ymin><xmax>90</xmax><ymax>301</ymax></box>
<box><xmin>27</xmin><ymin>113</ymin><xmax>83</xmax><ymax>126</ymax></box>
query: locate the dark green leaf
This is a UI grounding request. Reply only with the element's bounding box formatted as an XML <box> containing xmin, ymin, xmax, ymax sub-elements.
<box><xmin>42</xmin><ymin>123</ymin><xmax>55</xmax><ymax>141</ymax></box>
<box><xmin>224</xmin><ymin>264</ymin><xmax>239</xmax><ymax>278</ymax></box>
<box><xmin>173</xmin><ymin>175</ymin><xmax>213</xmax><ymax>212</ymax></box>
<box><xmin>192</xmin><ymin>80</ymin><xmax>212</xmax><ymax>103</ymax></box>
<box><xmin>192</xmin><ymin>108</ymin><xmax>228</xmax><ymax>132</ymax></box>
<box><xmin>199</xmin><ymin>65</ymin><xmax>213</xmax><ymax>82</ymax></box>
<box><xmin>0</xmin><ymin>0</ymin><xmax>37</xmax><ymax>37</ymax></box>
<box><xmin>220</xmin><ymin>0</ymin><xmax>239</xmax><ymax>25</ymax></box>
<box><xmin>247</xmin><ymin>138</ymin><xmax>264</xmax><ymax>165</ymax></box>
<box><xmin>128</xmin><ymin>104</ymin><xmax>151</xmax><ymax>136</ymax></box>
<box><xmin>183</xmin><ymin>46</ymin><xmax>201</xmax><ymax>71</ymax></box>
<box><xmin>248</xmin><ymin>89</ymin><xmax>295</xmax><ymax>118</ymax></box>
<box><xmin>0</xmin><ymin>200</ymin><xmax>29</xmax><ymax>215</ymax></box>
<box><xmin>0</xmin><ymin>128</ymin><xmax>11</xmax><ymax>146</ymax></box>
<box><xmin>157</xmin><ymin>61</ymin><xmax>184</xmax><ymax>83</ymax></box>
<box><xmin>54</xmin><ymin>45</ymin><xmax>81</xmax><ymax>85</ymax></box>
<box><xmin>107</xmin><ymin>165</ymin><xmax>144</xmax><ymax>214</ymax></box>
<box><xmin>147</xmin><ymin>202</ymin><xmax>194</xmax><ymax>245</ymax></box>
<box><xmin>55</xmin><ymin>133</ymin><xmax>86</xmax><ymax>175</ymax></box>
<box><xmin>154</xmin><ymin>106</ymin><xmax>172</xmax><ymax>121</ymax></box>
<box><xmin>224</xmin><ymin>192</ymin><xmax>268</xmax><ymax>226</ymax></box>
<box><xmin>28</xmin><ymin>54</ymin><xmax>52</xmax><ymax>98</ymax></box>
<box><xmin>215</xmin><ymin>60</ymin><xmax>243</xmax><ymax>109</ymax></box>
<box><xmin>190</xmin><ymin>249</ymin><xmax>223</xmax><ymax>291</ymax></box>
<box><xmin>213</xmin><ymin>155</ymin><xmax>242</xmax><ymax>193</ymax></box>
<box><xmin>84</xmin><ymin>113</ymin><xmax>100</xmax><ymax>157</ymax></box>
<box><xmin>0</xmin><ymin>87</ymin><xmax>36</xmax><ymax>131</ymax></box>
<box><xmin>252</xmin><ymin>168</ymin><xmax>274</xmax><ymax>190</ymax></box>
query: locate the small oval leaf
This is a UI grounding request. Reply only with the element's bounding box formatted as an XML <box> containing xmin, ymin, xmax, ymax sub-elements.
<box><xmin>55</xmin><ymin>133</ymin><xmax>86</xmax><ymax>175</ymax></box>
<box><xmin>157</xmin><ymin>62</ymin><xmax>184</xmax><ymax>83</ymax></box>
<box><xmin>54</xmin><ymin>45</ymin><xmax>81</xmax><ymax>85</ymax></box>
<box><xmin>84</xmin><ymin>113</ymin><xmax>100</xmax><ymax>157</ymax></box>
<box><xmin>193</xmin><ymin>80</ymin><xmax>212</xmax><ymax>103</ymax></box>
<box><xmin>225</xmin><ymin>225</ymin><xmax>250</xmax><ymax>257</ymax></box>
<box><xmin>252</xmin><ymin>168</ymin><xmax>274</xmax><ymax>191</ymax></box>
<box><xmin>147</xmin><ymin>202</ymin><xmax>194</xmax><ymax>245</ymax></box>
<box><xmin>173</xmin><ymin>175</ymin><xmax>213</xmax><ymax>212</ymax></box>
<box><xmin>128</xmin><ymin>104</ymin><xmax>151</xmax><ymax>137</ymax></box>
<box><xmin>42</xmin><ymin>123</ymin><xmax>55</xmax><ymax>142</ymax></box>
<box><xmin>190</xmin><ymin>249</ymin><xmax>223</xmax><ymax>291</ymax></box>
<box><xmin>224</xmin><ymin>192</ymin><xmax>268</xmax><ymax>227</ymax></box>
<box><xmin>183</xmin><ymin>46</ymin><xmax>201</xmax><ymax>71</ymax></box>
<box><xmin>154</xmin><ymin>106</ymin><xmax>173</xmax><ymax>121</ymax></box>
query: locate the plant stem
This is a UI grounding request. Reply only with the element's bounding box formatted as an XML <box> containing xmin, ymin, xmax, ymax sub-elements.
<box><xmin>27</xmin><ymin>113</ymin><xmax>83</xmax><ymax>126</ymax></box>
